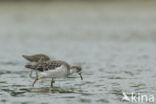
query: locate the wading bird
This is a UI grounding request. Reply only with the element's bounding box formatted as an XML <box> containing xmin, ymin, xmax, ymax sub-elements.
<box><xmin>25</xmin><ymin>58</ymin><xmax>83</xmax><ymax>88</ymax></box>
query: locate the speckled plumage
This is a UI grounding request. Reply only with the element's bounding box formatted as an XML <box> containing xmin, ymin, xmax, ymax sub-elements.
<box><xmin>25</xmin><ymin>60</ymin><xmax>70</xmax><ymax>75</ymax></box>
<box><xmin>22</xmin><ymin>54</ymin><xmax>52</xmax><ymax>78</ymax></box>
<box><xmin>24</xmin><ymin>56</ymin><xmax>83</xmax><ymax>87</ymax></box>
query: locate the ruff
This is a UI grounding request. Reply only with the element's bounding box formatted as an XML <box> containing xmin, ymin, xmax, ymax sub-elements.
<box><xmin>25</xmin><ymin>59</ymin><xmax>83</xmax><ymax>87</ymax></box>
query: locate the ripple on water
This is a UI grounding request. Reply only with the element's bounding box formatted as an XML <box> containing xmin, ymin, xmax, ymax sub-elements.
<box><xmin>130</xmin><ymin>83</ymin><xmax>145</xmax><ymax>88</ymax></box>
<box><xmin>1</xmin><ymin>99</ymin><xmax>7</xmax><ymax>103</ymax></box>
<box><xmin>94</xmin><ymin>84</ymin><xmax>105</xmax><ymax>88</ymax></box>
<box><xmin>99</xmin><ymin>68</ymin><xmax>105</xmax><ymax>72</ymax></box>
<box><xmin>30</xmin><ymin>87</ymin><xmax>75</xmax><ymax>94</ymax></box>
<box><xmin>79</xmin><ymin>98</ymin><xmax>91</xmax><ymax>103</ymax></box>
<box><xmin>0</xmin><ymin>71</ymin><xmax>11</xmax><ymax>75</ymax></box>
<box><xmin>1</xmin><ymin>88</ymin><xmax>26</xmax><ymax>97</ymax></box>
<box><xmin>11</xmin><ymin>85</ymin><xmax>26</xmax><ymax>87</ymax></box>
<box><xmin>61</xmin><ymin>96</ymin><xmax>76</xmax><ymax>99</ymax></box>
<box><xmin>79</xmin><ymin>92</ymin><xmax>94</xmax><ymax>96</ymax></box>
<box><xmin>111</xmin><ymin>82</ymin><xmax>120</xmax><ymax>86</ymax></box>
<box><xmin>111</xmin><ymin>89</ymin><xmax>123</xmax><ymax>96</ymax></box>
<box><xmin>130</xmin><ymin>83</ymin><xmax>147</xmax><ymax>92</ymax></box>
<box><xmin>19</xmin><ymin>88</ymin><xmax>31</xmax><ymax>92</ymax></box>
<box><xmin>74</xmin><ymin>81</ymin><xmax>94</xmax><ymax>86</ymax></box>
<box><xmin>107</xmin><ymin>76</ymin><xmax>125</xmax><ymax>79</ymax></box>
<box><xmin>123</xmin><ymin>71</ymin><xmax>134</xmax><ymax>76</ymax></box>
<box><xmin>0</xmin><ymin>81</ymin><xmax>6</xmax><ymax>84</ymax></box>
<box><xmin>0</xmin><ymin>62</ymin><xmax>18</xmax><ymax>66</ymax></box>
<box><xmin>96</xmin><ymin>99</ymin><xmax>109</xmax><ymax>103</ymax></box>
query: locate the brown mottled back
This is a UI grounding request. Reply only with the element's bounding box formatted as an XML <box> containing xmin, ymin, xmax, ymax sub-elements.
<box><xmin>25</xmin><ymin>60</ymin><xmax>70</xmax><ymax>75</ymax></box>
<box><xmin>22</xmin><ymin>54</ymin><xmax>50</xmax><ymax>62</ymax></box>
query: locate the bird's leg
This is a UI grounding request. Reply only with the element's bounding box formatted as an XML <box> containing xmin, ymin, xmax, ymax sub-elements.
<box><xmin>32</xmin><ymin>79</ymin><xmax>38</xmax><ymax>87</ymax></box>
<box><xmin>29</xmin><ymin>70</ymin><xmax>33</xmax><ymax>78</ymax></box>
<box><xmin>32</xmin><ymin>77</ymin><xmax>40</xmax><ymax>87</ymax></box>
<box><xmin>35</xmin><ymin>72</ymin><xmax>38</xmax><ymax>77</ymax></box>
<box><xmin>51</xmin><ymin>78</ymin><xmax>55</xmax><ymax>88</ymax></box>
<box><xmin>78</xmin><ymin>72</ymin><xmax>83</xmax><ymax>80</ymax></box>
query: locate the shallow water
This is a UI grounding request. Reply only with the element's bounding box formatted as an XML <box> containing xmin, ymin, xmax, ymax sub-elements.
<box><xmin>0</xmin><ymin>1</ymin><xmax>156</xmax><ymax>104</ymax></box>
<box><xmin>0</xmin><ymin>41</ymin><xmax>156</xmax><ymax>104</ymax></box>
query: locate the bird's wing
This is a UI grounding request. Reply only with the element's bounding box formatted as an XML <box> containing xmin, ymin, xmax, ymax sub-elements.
<box><xmin>22</xmin><ymin>54</ymin><xmax>50</xmax><ymax>62</ymax></box>
<box><xmin>30</xmin><ymin>61</ymin><xmax>62</xmax><ymax>72</ymax></box>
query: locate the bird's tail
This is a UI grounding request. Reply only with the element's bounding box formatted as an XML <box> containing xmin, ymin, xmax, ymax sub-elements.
<box><xmin>22</xmin><ymin>55</ymin><xmax>34</xmax><ymax>62</ymax></box>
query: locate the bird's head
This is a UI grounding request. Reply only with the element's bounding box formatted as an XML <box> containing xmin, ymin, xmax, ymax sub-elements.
<box><xmin>70</xmin><ymin>66</ymin><xmax>83</xmax><ymax>80</ymax></box>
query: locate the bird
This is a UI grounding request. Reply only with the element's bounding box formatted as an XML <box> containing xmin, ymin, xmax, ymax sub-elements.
<box><xmin>22</xmin><ymin>54</ymin><xmax>51</xmax><ymax>78</ymax></box>
<box><xmin>24</xmin><ymin>58</ymin><xmax>83</xmax><ymax>88</ymax></box>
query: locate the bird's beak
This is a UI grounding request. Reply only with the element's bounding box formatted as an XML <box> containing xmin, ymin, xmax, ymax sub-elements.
<box><xmin>78</xmin><ymin>72</ymin><xmax>83</xmax><ymax>80</ymax></box>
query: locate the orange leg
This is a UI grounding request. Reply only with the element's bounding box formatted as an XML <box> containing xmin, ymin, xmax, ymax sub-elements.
<box><xmin>51</xmin><ymin>78</ymin><xmax>55</xmax><ymax>88</ymax></box>
<box><xmin>32</xmin><ymin>78</ymin><xmax>39</xmax><ymax>87</ymax></box>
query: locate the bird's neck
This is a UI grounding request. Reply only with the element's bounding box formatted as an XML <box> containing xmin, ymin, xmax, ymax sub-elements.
<box><xmin>70</xmin><ymin>68</ymin><xmax>77</xmax><ymax>74</ymax></box>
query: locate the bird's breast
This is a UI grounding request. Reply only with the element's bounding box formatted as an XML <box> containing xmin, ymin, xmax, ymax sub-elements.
<box><xmin>40</xmin><ymin>65</ymin><xmax>68</xmax><ymax>78</ymax></box>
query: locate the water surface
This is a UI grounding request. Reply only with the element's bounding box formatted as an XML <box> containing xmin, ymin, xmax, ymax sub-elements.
<box><xmin>0</xmin><ymin>1</ymin><xmax>156</xmax><ymax>104</ymax></box>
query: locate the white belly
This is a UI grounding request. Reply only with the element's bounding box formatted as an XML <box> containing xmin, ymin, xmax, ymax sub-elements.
<box><xmin>40</xmin><ymin>65</ymin><xmax>68</xmax><ymax>78</ymax></box>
